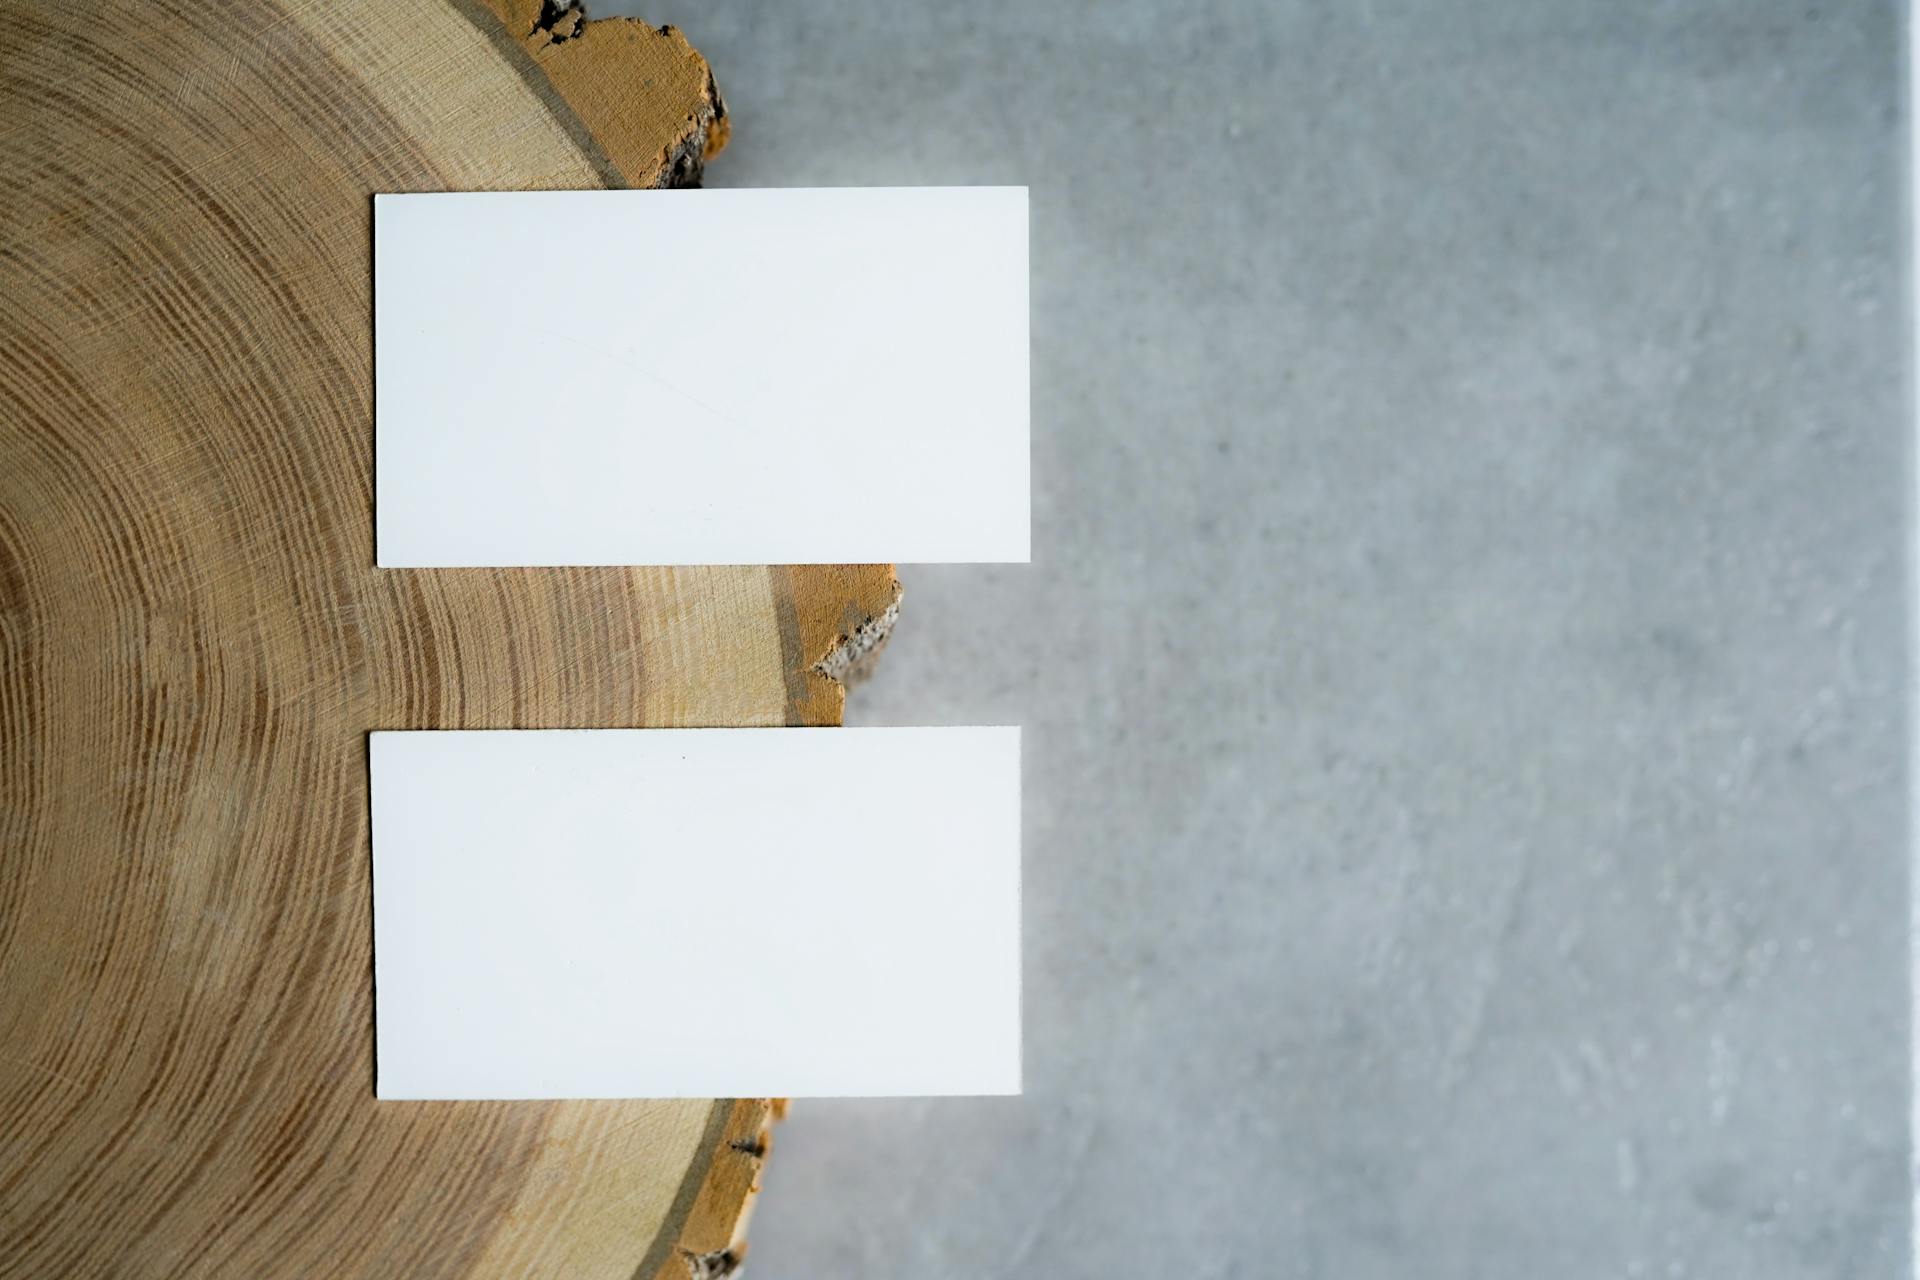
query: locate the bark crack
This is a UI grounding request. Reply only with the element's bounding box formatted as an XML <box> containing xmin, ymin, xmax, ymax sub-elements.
<box><xmin>529</xmin><ymin>0</ymin><xmax>584</xmax><ymax>44</ymax></box>
<box><xmin>680</xmin><ymin>1247</ymin><xmax>742</xmax><ymax>1279</ymax></box>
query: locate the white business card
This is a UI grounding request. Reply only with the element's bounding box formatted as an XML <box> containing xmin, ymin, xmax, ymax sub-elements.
<box><xmin>374</xmin><ymin>187</ymin><xmax>1029</xmax><ymax>566</ymax></box>
<box><xmin>370</xmin><ymin>727</ymin><xmax>1021</xmax><ymax>1099</ymax></box>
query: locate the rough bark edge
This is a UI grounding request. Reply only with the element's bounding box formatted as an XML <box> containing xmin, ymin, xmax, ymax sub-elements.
<box><xmin>775</xmin><ymin>566</ymin><xmax>905</xmax><ymax>725</ymax></box>
<box><xmin>642</xmin><ymin>1099</ymin><xmax>780</xmax><ymax>1280</ymax></box>
<box><xmin>479</xmin><ymin>0</ymin><xmax>729</xmax><ymax>187</ymax></box>
<box><xmin>811</xmin><ymin>589</ymin><xmax>901</xmax><ymax>688</ymax></box>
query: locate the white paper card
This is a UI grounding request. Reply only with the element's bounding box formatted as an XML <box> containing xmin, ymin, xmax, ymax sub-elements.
<box><xmin>371</xmin><ymin>727</ymin><xmax>1021</xmax><ymax>1099</ymax></box>
<box><xmin>374</xmin><ymin>187</ymin><xmax>1029</xmax><ymax>566</ymax></box>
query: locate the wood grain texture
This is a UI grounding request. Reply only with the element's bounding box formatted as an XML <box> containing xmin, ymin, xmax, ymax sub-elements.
<box><xmin>0</xmin><ymin>2</ymin><xmax>899</xmax><ymax>1276</ymax></box>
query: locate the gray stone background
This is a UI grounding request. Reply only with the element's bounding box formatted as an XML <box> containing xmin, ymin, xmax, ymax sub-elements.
<box><xmin>607</xmin><ymin>2</ymin><xmax>1909</xmax><ymax>1275</ymax></box>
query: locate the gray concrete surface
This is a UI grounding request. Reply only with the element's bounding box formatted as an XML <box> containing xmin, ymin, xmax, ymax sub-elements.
<box><xmin>609</xmin><ymin>2</ymin><xmax>1909</xmax><ymax>1274</ymax></box>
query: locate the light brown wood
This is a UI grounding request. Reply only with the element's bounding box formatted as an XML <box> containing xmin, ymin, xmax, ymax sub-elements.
<box><xmin>0</xmin><ymin>2</ymin><xmax>899</xmax><ymax>1276</ymax></box>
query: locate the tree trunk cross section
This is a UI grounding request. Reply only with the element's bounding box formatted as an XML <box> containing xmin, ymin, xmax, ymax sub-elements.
<box><xmin>0</xmin><ymin>2</ymin><xmax>899</xmax><ymax>1275</ymax></box>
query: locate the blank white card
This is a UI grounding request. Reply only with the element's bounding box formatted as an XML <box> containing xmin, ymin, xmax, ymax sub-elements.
<box><xmin>374</xmin><ymin>187</ymin><xmax>1029</xmax><ymax>566</ymax></box>
<box><xmin>371</xmin><ymin>727</ymin><xmax>1021</xmax><ymax>1099</ymax></box>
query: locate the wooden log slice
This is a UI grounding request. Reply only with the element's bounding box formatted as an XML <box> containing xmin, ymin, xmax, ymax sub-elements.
<box><xmin>0</xmin><ymin>2</ymin><xmax>900</xmax><ymax>1276</ymax></box>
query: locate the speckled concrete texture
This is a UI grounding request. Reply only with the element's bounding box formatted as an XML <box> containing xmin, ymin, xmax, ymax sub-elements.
<box><xmin>604</xmin><ymin>2</ymin><xmax>1909</xmax><ymax>1275</ymax></box>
